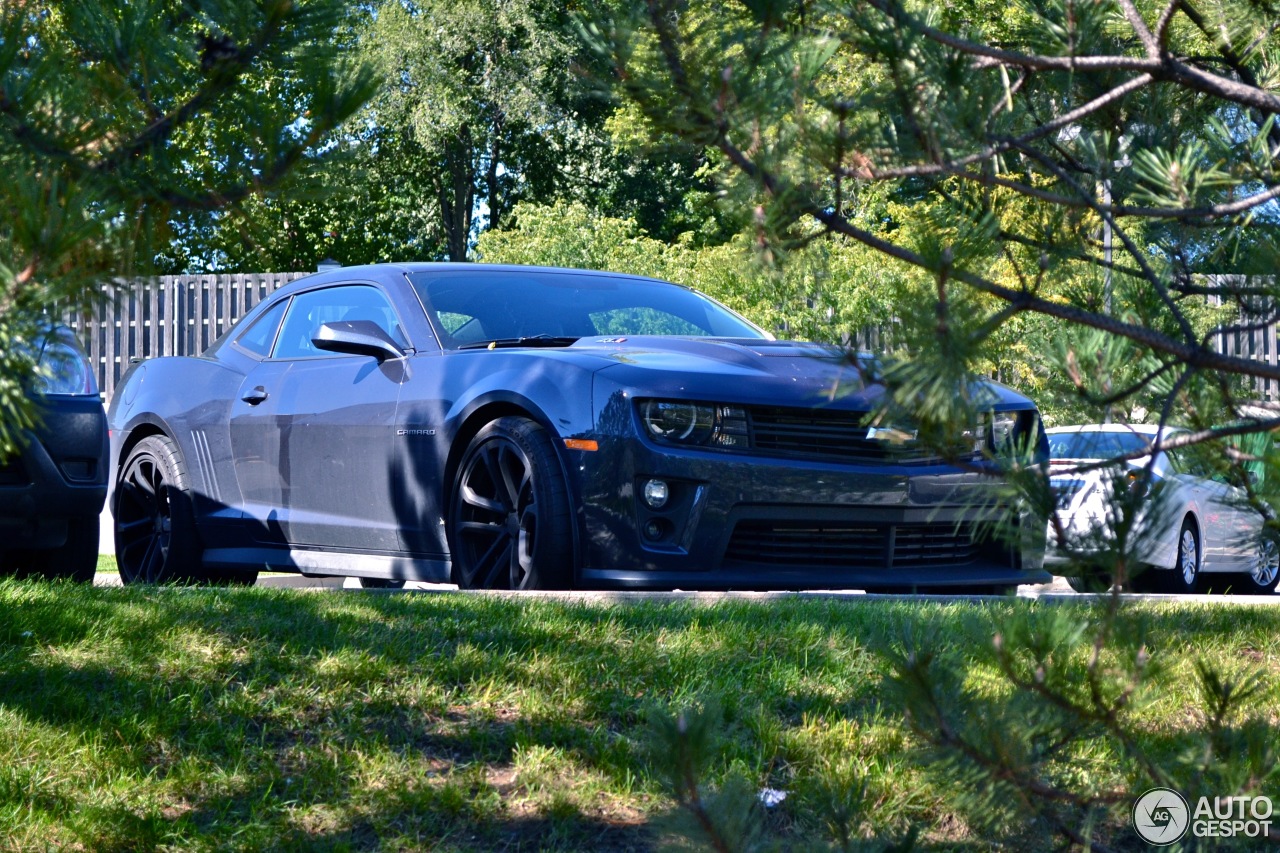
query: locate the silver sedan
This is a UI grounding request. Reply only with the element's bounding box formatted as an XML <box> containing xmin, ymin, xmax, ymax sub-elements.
<box><xmin>1045</xmin><ymin>424</ymin><xmax>1276</xmax><ymax>594</ymax></box>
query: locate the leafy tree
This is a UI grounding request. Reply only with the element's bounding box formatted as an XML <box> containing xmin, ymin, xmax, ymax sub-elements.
<box><xmin>478</xmin><ymin>199</ymin><xmax>902</xmax><ymax>341</ymax></box>
<box><xmin>361</xmin><ymin>0</ymin><xmax>593</xmax><ymax>261</ymax></box>
<box><xmin>0</xmin><ymin>0</ymin><xmax>375</xmax><ymax>446</ymax></box>
<box><xmin>158</xmin><ymin>127</ymin><xmax>446</xmax><ymax>272</ymax></box>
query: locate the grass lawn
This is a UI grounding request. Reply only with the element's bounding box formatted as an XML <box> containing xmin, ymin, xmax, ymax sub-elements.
<box><xmin>1</xmin><ymin>580</ymin><xmax>1277</xmax><ymax>851</ymax></box>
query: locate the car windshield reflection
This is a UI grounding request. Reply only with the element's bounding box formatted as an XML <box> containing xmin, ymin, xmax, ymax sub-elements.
<box><xmin>409</xmin><ymin>269</ymin><xmax>766</xmax><ymax>349</ymax></box>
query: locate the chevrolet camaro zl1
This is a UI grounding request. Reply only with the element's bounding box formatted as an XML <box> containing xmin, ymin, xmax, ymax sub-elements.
<box><xmin>107</xmin><ymin>263</ymin><xmax>1049</xmax><ymax>590</ymax></box>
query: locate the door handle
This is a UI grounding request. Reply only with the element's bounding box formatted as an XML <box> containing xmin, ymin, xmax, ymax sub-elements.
<box><xmin>241</xmin><ymin>386</ymin><xmax>269</xmax><ymax>405</ymax></box>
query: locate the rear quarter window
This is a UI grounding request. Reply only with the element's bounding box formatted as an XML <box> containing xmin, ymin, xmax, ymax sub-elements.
<box><xmin>234</xmin><ymin>299</ymin><xmax>289</xmax><ymax>357</ymax></box>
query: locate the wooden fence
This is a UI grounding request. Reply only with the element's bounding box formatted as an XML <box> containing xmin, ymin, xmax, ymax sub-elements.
<box><xmin>1206</xmin><ymin>276</ymin><xmax>1279</xmax><ymax>402</ymax></box>
<box><xmin>1215</xmin><ymin>320</ymin><xmax>1280</xmax><ymax>402</ymax></box>
<box><xmin>60</xmin><ymin>272</ymin><xmax>308</xmax><ymax>402</ymax></box>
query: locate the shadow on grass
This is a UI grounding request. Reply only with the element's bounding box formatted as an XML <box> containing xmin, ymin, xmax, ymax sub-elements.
<box><xmin>3</xmin><ymin>582</ymin><xmax>1278</xmax><ymax>850</ymax></box>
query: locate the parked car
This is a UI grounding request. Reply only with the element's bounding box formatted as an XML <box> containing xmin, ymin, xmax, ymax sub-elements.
<box><xmin>0</xmin><ymin>325</ymin><xmax>107</xmax><ymax>582</ymax></box>
<box><xmin>106</xmin><ymin>263</ymin><xmax>1050</xmax><ymax>591</ymax></box>
<box><xmin>1045</xmin><ymin>424</ymin><xmax>1276</xmax><ymax>593</ymax></box>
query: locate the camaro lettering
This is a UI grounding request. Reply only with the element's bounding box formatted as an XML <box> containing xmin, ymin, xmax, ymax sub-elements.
<box><xmin>397</xmin><ymin>429</ymin><xmax>436</xmax><ymax>436</ymax></box>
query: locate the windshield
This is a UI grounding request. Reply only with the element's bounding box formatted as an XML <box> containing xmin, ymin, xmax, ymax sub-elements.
<box><xmin>408</xmin><ymin>270</ymin><xmax>766</xmax><ymax>349</ymax></box>
<box><xmin>1047</xmin><ymin>430</ymin><xmax>1152</xmax><ymax>460</ymax></box>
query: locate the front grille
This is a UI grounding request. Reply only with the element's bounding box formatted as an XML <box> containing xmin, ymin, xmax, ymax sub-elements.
<box><xmin>724</xmin><ymin>520</ymin><xmax>983</xmax><ymax>569</ymax></box>
<box><xmin>747</xmin><ymin>406</ymin><xmax>942</xmax><ymax>463</ymax></box>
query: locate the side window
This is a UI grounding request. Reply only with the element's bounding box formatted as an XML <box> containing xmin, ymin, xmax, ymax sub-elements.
<box><xmin>272</xmin><ymin>285</ymin><xmax>406</xmax><ymax>360</ymax></box>
<box><xmin>234</xmin><ymin>298</ymin><xmax>289</xmax><ymax>358</ymax></box>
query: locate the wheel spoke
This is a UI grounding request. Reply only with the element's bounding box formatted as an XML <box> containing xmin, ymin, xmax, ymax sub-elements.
<box><xmin>137</xmin><ymin>535</ymin><xmax>160</xmax><ymax>583</ymax></box>
<box><xmin>117</xmin><ymin>480</ymin><xmax>153</xmax><ymax>517</ymax></box>
<box><xmin>461</xmin><ymin>482</ymin><xmax>505</xmax><ymax>517</ymax></box>
<box><xmin>496</xmin><ymin>445</ymin><xmax>525</xmax><ymax>511</ymax></box>
<box><xmin>480</xmin><ymin>540</ymin><xmax>514</xmax><ymax>589</ymax></box>
<box><xmin>115</xmin><ymin>520</ymin><xmax>153</xmax><ymax>552</ymax></box>
<box><xmin>130</xmin><ymin>462</ymin><xmax>158</xmax><ymax>498</ymax></box>
<box><xmin>477</xmin><ymin>446</ymin><xmax>511</xmax><ymax>512</ymax></box>
<box><xmin>119</xmin><ymin>532</ymin><xmax>153</xmax><ymax>565</ymax></box>
<box><xmin>463</xmin><ymin>525</ymin><xmax>506</xmax><ymax>584</ymax></box>
<box><xmin>459</xmin><ymin>520</ymin><xmax>503</xmax><ymax>537</ymax></box>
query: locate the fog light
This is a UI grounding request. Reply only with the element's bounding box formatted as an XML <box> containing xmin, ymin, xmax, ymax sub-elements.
<box><xmin>643</xmin><ymin>479</ymin><xmax>669</xmax><ymax>509</ymax></box>
<box><xmin>643</xmin><ymin>519</ymin><xmax>666</xmax><ymax>541</ymax></box>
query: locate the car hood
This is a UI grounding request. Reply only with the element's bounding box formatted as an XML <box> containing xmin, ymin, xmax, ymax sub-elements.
<box><xmin>578</xmin><ymin>336</ymin><xmax>1035</xmax><ymax>410</ymax></box>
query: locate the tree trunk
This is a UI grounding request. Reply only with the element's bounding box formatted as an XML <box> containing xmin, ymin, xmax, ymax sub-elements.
<box><xmin>439</xmin><ymin>127</ymin><xmax>475</xmax><ymax>262</ymax></box>
<box><xmin>486</xmin><ymin>116</ymin><xmax>503</xmax><ymax>231</ymax></box>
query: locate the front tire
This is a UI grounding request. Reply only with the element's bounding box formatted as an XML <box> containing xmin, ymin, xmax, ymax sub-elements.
<box><xmin>115</xmin><ymin>435</ymin><xmax>256</xmax><ymax>585</ymax></box>
<box><xmin>448</xmin><ymin>417</ymin><xmax>574</xmax><ymax>590</ymax></box>
<box><xmin>1158</xmin><ymin>519</ymin><xmax>1201</xmax><ymax>594</ymax></box>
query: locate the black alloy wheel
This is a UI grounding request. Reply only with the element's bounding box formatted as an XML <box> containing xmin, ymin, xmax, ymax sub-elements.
<box><xmin>115</xmin><ymin>434</ymin><xmax>255</xmax><ymax>585</ymax></box>
<box><xmin>448</xmin><ymin>417</ymin><xmax>573</xmax><ymax>590</ymax></box>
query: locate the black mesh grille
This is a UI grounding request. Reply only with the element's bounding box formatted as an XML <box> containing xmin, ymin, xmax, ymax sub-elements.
<box><xmin>725</xmin><ymin>520</ymin><xmax>982</xmax><ymax>569</ymax></box>
<box><xmin>747</xmin><ymin>406</ymin><xmax>941</xmax><ymax>463</ymax></box>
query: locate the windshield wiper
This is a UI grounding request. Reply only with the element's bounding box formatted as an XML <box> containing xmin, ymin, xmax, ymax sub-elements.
<box><xmin>457</xmin><ymin>335</ymin><xmax>581</xmax><ymax>350</ymax></box>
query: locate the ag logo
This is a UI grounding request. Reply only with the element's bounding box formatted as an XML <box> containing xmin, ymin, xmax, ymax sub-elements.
<box><xmin>1133</xmin><ymin>787</ymin><xmax>1190</xmax><ymax>845</ymax></box>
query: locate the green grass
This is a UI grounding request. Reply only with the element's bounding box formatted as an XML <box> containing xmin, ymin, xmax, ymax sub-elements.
<box><xmin>1</xmin><ymin>582</ymin><xmax>1277</xmax><ymax>851</ymax></box>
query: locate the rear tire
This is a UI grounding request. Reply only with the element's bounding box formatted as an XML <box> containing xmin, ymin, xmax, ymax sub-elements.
<box><xmin>115</xmin><ymin>435</ymin><xmax>256</xmax><ymax>585</ymax></box>
<box><xmin>1065</xmin><ymin>573</ymin><xmax>1112</xmax><ymax>593</ymax></box>
<box><xmin>448</xmin><ymin>417</ymin><xmax>574</xmax><ymax>591</ymax></box>
<box><xmin>1235</xmin><ymin>538</ymin><xmax>1280</xmax><ymax>595</ymax></box>
<box><xmin>358</xmin><ymin>577</ymin><xmax>406</xmax><ymax>589</ymax></box>
<box><xmin>3</xmin><ymin>516</ymin><xmax>100</xmax><ymax>582</ymax></box>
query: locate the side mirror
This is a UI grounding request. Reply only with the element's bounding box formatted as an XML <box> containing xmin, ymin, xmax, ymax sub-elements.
<box><xmin>312</xmin><ymin>320</ymin><xmax>405</xmax><ymax>362</ymax></box>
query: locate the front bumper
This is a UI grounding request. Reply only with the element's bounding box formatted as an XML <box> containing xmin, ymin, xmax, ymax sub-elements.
<box><xmin>576</xmin><ymin>435</ymin><xmax>1048</xmax><ymax>590</ymax></box>
<box><xmin>0</xmin><ymin>396</ymin><xmax>108</xmax><ymax>550</ymax></box>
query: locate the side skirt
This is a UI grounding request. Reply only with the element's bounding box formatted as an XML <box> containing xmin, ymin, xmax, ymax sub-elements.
<box><xmin>204</xmin><ymin>547</ymin><xmax>452</xmax><ymax>583</ymax></box>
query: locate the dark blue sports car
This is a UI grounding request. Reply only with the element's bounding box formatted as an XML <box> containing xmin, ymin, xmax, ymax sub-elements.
<box><xmin>107</xmin><ymin>263</ymin><xmax>1049</xmax><ymax>590</ymax></box>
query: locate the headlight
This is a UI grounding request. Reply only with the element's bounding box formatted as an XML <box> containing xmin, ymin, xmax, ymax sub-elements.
<box><xmin>639</xmin><ymin>400</ymin><xmax>749</xmax><ymax>448</ymax></box>
<box><xmin>989</xmin><ymin>411</ymin><xmax>1019</xmax><ymax>450</ymax></box>
<box><xmin>980</xmin><ymin>409</ymin><xmax>1044</xmax><ymax>459</ymax></box>
<box><xmin>33</xmin><ymin>339</ymin><xmax>97</xmax><ymax>396</ymax></box>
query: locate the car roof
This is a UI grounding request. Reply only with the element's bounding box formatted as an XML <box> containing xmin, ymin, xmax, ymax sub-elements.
<box><xmin>1046</xmin><ymin>423</ymin><xmax>1165</xmax><ymax>436</ymax></box>
<box><xmin>279</xmin><ymin>262</ymin><xmax>690</xmax><ymax>294</ymax></box>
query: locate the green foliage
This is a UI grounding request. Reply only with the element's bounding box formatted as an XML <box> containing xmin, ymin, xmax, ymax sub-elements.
<box><xmin>478</xmin><ymin>200</ymin><xmax>904</xmax><ymax>345</ymax></box>
<box><xmin>0</xmin><ymin>0</ymin><xmax>376</xmax><ymax>442</ymax></box>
